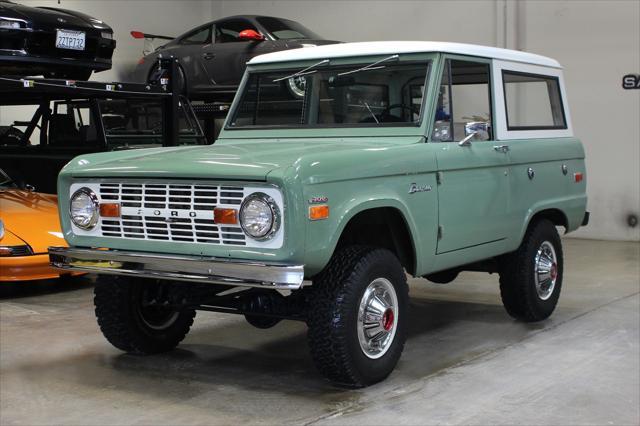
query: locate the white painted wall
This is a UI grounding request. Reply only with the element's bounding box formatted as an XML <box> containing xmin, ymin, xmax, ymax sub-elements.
<box><xmin>5</xmin><ymin>0</ymin><xmax>640</xmax><ymax>241</ymax></box>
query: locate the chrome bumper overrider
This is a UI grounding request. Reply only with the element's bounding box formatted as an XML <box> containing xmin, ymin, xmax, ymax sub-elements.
<box><xmin>48</xmin><ymin>247</ymin><xmax>305</xmax><ymax>290</ymax></box>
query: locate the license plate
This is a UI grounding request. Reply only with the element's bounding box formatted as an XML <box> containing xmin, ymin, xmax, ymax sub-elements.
<box><xmin>55</xmin><ymin>30</ymin><xmax>86</xmax><ymax>51</ymax></box>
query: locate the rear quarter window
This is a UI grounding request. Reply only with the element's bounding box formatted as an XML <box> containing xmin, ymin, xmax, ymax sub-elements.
<box><xmin>502</xmin><ymin>71</ymin><xmax>567</xmax><ymax>130</ymax></box>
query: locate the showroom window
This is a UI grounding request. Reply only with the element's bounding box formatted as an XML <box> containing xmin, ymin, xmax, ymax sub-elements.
<box><xmin>502</xmin><ymin>71</ymin><xmax>566</xmax><ymax>130</ymax></box>
<box><xmin>229</xmin><ymin>61</ymin><xmax>430</xmax><ymax>128</ymax></box>
<box><xmin>432</xmin><ymin>59</ymin><xmax>493</xmax><ymax>142</ymax></box>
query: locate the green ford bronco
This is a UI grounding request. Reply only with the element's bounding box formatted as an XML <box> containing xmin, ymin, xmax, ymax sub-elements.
<box><xmin>50</xmin><ymin>41</ymin><xmax>588</xmax><ymax>387</ymax></box>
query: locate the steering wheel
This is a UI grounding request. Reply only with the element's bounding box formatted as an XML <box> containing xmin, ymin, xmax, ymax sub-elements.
<box><xmin>0</xmin><ymin>127</ymin><xmax>29</xmax><ymax>146</ymax></box>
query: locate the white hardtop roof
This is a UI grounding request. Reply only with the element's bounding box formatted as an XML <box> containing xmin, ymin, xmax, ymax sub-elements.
<box><xmin>248</xmin><ymin>41</ymin><xmax>562</xmax><ymax>68</ymax></box>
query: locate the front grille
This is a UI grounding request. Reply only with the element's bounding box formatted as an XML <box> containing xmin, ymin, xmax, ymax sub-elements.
<box><xmin>97</xmin><ymin>183</ymin><xmax>246</xmax><ymax>246</ymax></box>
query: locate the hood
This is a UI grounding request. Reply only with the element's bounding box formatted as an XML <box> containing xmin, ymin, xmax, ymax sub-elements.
<box><xmin>0</xmin><ymin>189</ymin><xmax>66</xmax><ymax>253</ymax></box>
<box><xmin>1</xmin><ymin>1</ymin><xmax>109</xmax><ymax>30</ymax></box>
<box><xmin>63</xmin><ymin>139</ymin><xmax>410</xmax><ymax>182</ymax></box>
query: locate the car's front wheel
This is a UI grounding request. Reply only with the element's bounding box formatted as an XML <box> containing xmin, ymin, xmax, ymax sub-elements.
<box><xmin>307</xmin><ymin>246</ymin><xmax>409</xmax><ymax>387</ymax></box>
<box><xmin>499</xmin><ymin>219</ymin><xmax>563</xmax><ymax>322</ymax></box>
<box><xmin>94</xmin><ymin>275</ymin><xmax>196</xmax><ymax>354</ymax></box>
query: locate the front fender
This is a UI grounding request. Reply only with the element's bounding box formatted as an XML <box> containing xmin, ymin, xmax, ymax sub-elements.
<box><xmin>301</xmin><ymin>175</ymin><xmax>438</xmax><ymax>276</ymax></box>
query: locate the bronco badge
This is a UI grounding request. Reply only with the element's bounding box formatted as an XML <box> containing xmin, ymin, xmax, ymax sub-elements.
<box><xmin>408</xmin><ymin>183</ymin><xmax>432</xmax><ymax>194</ymax></box>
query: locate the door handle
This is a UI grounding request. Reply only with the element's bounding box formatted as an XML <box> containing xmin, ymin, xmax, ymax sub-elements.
<box><xmin>202</xmin><ymin>53</ymin><xmax>215</xmax><ymax>60</ymax></box>
<box><xmin>493</xmin><ymin>145</ymin><xmax>510</xmax><ymax>153</ymax></box>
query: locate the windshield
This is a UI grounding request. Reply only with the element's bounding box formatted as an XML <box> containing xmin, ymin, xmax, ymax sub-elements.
<box><xmin>98</xmin><ymin>98</ymin><xmax>205</xmax><ymax>147</ymax></box>
<box><xmin>229</xmin><ymin>61</ymin><xmax>430</xmax><ymax>129</ymax></box>
<box><xmin>256</xmin><ymin>17</ymin><xmax>322</xmax><ymax>40</ymax></box>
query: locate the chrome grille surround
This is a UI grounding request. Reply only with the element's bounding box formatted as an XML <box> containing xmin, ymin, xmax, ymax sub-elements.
<box><xmin>68</xmin><ymin>181</ymin><xmax>285</xmax><ymax>249</ymax></box>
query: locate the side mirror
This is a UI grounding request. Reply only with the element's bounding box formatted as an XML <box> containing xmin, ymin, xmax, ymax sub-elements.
<box><xmin>464</xmin><ymin>121</ymin><xmax>490</xmax><ymax>141</ymax></box>
<box><xmin>238</xmin><ymin>29</ymin><xmax>265</xmax><ymax>41</ymax></box>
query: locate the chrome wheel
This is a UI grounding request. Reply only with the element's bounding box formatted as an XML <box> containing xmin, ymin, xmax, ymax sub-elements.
<box><xmin>287</xmin><ymin>75</ymin><xmax>307</xmax><ymax>98</ymax></box>
<box><xmin>357</xmin><ymin>278</ymin><xmax>398</xmax><ymax>359</ymax></box>
<box><xmin>534</xmin><ymin>241</ymin><xmax>558</xmax><ymax>301</ymax></box>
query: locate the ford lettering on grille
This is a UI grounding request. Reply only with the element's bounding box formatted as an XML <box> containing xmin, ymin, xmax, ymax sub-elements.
<box><xmin>98</xmin><ymin>183</ymin><xmax>246</xmax><ymax>246</ymax></box>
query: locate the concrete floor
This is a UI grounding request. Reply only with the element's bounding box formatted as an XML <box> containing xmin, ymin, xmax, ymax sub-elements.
<box><xmin>1</xmin><ymin>238</ymin><xmax>638</xmax><ymax>425</ymax></box>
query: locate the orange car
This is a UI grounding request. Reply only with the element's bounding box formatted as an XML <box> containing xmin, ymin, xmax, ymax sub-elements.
<box><xmin>0</xmin><ymin>169</ymin><xmax>80</xmax><ymax>281</ymax></box>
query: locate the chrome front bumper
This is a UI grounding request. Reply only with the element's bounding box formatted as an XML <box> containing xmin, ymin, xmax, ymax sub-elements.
<box><xmin>49</xmin><ymin>247</ymin><xmax>305</xmax><ymax>290</ymax></box>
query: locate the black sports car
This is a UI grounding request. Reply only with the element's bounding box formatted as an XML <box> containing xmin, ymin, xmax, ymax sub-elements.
<box><xmin>0</xmin><ymin>0</ymin><xmax>115</xmax><ymax>80</ymax></box>
<box><xmin>131</xmin><ymin>15</ymin><xmax>339</xmax><ymax>100</ymax></box>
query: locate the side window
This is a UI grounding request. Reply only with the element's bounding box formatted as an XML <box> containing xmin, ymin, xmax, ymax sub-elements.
<box><xmin>180</xmin><ymin>26</ymin><xmax>211</xmax><ymax>45</ymax></box>
<box><xmin>215</xmin><ymin>19</ymin><xmax>257</xmax><ymax>43</ymax></box>
<box><xmin>432</xmin><ymin>59</ymin><xmax>492</xmax><ymax>142</ymax></box>
<box><xmin>503</xmin><ymin>71</ymin><xmax>566</xmax><ymax>130</ymax></box>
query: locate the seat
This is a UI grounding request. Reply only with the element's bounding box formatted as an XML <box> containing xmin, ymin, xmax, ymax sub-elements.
<box><xmin>48</xmin><ymin>114</ymin><xmax>81</xmax><ymax>146</ymax></box>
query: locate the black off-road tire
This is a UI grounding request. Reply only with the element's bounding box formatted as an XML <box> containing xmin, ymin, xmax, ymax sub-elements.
<box><xmin>307</xmin><ymin>246</ymin><xmax>409</xmax><ymax>388</ymax></box>
<box><xmin>94</xmin><ymin>275</ymin><xmax>196</xmax><ymax>354</ymax></box>
<box><xmin>499</xmin><ymin>219</ymin><xmax>563</xmax><ymax>322</ymax></box>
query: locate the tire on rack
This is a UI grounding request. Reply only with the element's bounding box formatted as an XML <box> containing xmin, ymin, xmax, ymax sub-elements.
<box><xmin>148</xmin><ymin>62</ymin><xmax>187</xmax><ymax>96</ymax></box>
<box><xmin>94</xmin><ymin>275</ymin><xmax>196</xmax><ymax>354</ymax></box>
<box><xmin>499</xmin><ymin>219</ymin><xmax>564</xmax><ymax>322</ymax></box>
<box><xmin>306</xmin><ymin>246</ymin><xmax>409</xmax><ymax>388</ymax></box>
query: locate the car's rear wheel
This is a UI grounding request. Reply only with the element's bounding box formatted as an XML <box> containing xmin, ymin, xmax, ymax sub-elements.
<box><xmin>499</xmin><ymin>219</ymin><xmax>563</xmax><ymax>322</ymax></box>
<box><xmin>148</xmin><ymin>63</ymin><xmax>187</xmax><ymax>95</ymax></box>
<box><xmin>307</xmin><ymin>246</ymin><xmax>409</xmax><ymax>387</ymax></box>
<box><xmin>94</xmin><ymin>275</ymin><xmax>196</xmax><ymax>354</ymax></box>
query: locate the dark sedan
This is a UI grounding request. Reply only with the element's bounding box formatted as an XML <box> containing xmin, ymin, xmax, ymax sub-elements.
<box><xmin>132</xmin><ymin>15</ymin><xmax>339</xmax><ymax>100</ymax></box>
<box><xmin>0</xmin><ymin>0</ymin><xmax>115</xmax><ymax>80</ymax></box>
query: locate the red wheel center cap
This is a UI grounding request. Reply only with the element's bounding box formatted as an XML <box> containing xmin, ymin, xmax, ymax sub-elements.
<box><xmin>550</xmin><ymin>263</ymin><xmax>558</xmax><ymax>280</ymax></box>
<box><xmin>382</xmin><ymin>308</ymin><xmax>394</xmax><ymax>331</ymax></box>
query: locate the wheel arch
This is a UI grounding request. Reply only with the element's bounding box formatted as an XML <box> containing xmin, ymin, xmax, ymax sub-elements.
<box><xmin>331</xmin><ymin>201</ymin><xmax>419</xmax><ymax>276</ymax></box>
<box><xmin>522</xmin><ymin>207</ymin><xmax>569</xmax><ymax>240</ymax></box>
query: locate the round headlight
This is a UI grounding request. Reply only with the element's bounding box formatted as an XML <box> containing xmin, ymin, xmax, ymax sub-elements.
<box><xmin>70</xmin><ymin>188</ymin><xmax>99</xmax><ymax>230</ymax></box>
<box><xmin>239</xmin><ymin>193</ymin><xmax>280</xmax><ymax>240</ymax></box>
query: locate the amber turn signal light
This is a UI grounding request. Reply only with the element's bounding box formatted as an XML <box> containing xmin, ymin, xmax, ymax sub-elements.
<box><xmin>309</xmin><ymin>205</ymin><xmax>329</xmax><ymax>221</ymax></box>
<box><xmin>214</xmin><ymin>208</ymin><xmax>238</xmax><ymax>225</ymax></box>
<box><xmin>99</xmin><ymin>203</ymin><xmax>120</xmax><ymax>218</ymax></box>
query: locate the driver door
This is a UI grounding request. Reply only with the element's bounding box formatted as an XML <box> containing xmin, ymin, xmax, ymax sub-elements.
<box><xmin>433</xmin><ymin>57</ymin><xmax>511</xmax><ymax>254</ymax></box>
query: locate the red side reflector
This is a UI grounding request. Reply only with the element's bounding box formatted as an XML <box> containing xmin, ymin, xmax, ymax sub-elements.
<box><xmin>137</xmin><ymin>57</ymin><xmax>145</xmax><ymax>65</ymax></box>
<box><xmin>214</xmin><ymin>208</ymin><xmax>238</xmax><ymax>225</ymax></box>
<box><xmin>574</xmin><ymin>172</ymin><xmax>583</xmax><ymax>183</ymax></box>
<box><xmin>131</xmin><ymin>30</ymin><xmax>145</xmax><ymax>39</ymax></box>
<box><xmin>99</xmin><ymin>203</ymin><xmax>121</xmax><ymax>218</ymax></box>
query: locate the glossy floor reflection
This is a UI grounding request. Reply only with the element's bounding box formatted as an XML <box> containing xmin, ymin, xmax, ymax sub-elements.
<box><xmin>1</xmin><ymin>239</ymin><xmax>638</xmax><ymax>425</ymax></box>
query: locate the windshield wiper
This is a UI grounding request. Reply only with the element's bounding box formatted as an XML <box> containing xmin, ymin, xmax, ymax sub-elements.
<box><xmin>363</xmin><ymin>102</ymin><xmax>379</xmax><ymax>124</ymax></box>
<box><xmin>337</xmin><ymin>54</ymin><xmax>399</xmax><ymax>77</ymax></box>
<box><xmin>272</xmin><ymin>59</ymin><xmax>330</xmax><ymax>82</ymax></box>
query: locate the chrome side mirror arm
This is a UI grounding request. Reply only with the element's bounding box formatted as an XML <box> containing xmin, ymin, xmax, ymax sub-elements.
<box><xmin>458</xmin><ymin>132</ymin><xmax>477</xmax><ymax>147</ymax></box>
